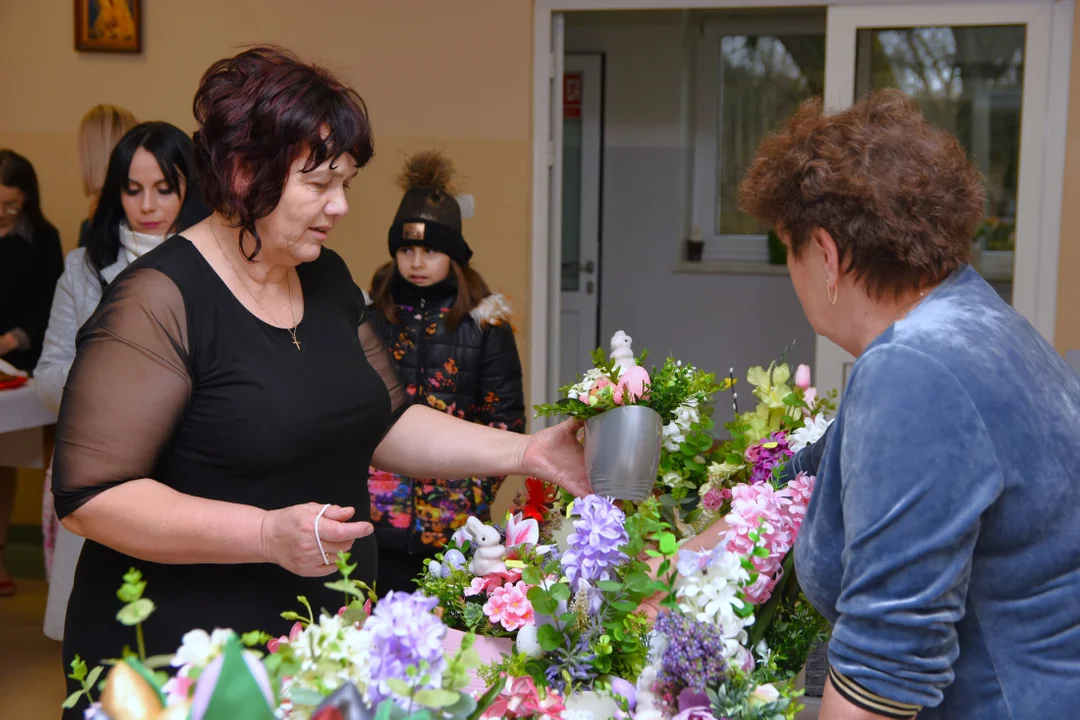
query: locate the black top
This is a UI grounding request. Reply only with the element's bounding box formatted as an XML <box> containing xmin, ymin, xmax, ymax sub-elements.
<box><xmin>0</xmin><ymin>220</ymin><xmax>63</xmax><ymax>371</ymax></box>
<box><xmin>366</xmin><ymin>272</ymin><xmax>525</xmax><ymax>552</ymax></box>
<box><xmin>52</xmin><ymin>237</ymin><xmax>406</xmax><ymax>718</ymax></box>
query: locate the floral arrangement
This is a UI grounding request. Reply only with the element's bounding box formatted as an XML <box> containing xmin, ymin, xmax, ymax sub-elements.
<box><xmin>630</xmin><ymin>479</ymin><xmax>819</xmax><ymax>720</ymax></box>
<box><xmin>533</xmin><ymin>333</ymin><xmax>722</xmax><ymax>448</ymax></box>
<box><xmin>64</xmin><ymin>556</ymin><xmax>505</xmax><ymax>720</ymax></box>
<box><xmin>533</xmin><ymin>332</ymin><xmax>725</xmax><ymax>504</ymax></box>
<box><xmin>679</xmin><ymin>357</ymin><xmax>835</xmax><ymax>682</ymax></box>
<box><xmin>68</xmin><ymin>344</ymin><xmax>839</xmax><ymax>720</ymax></box>
<box><xmin>416</xmin><ymin>492</ymin><xmax>683</xmax><ymax>714</ymax></box>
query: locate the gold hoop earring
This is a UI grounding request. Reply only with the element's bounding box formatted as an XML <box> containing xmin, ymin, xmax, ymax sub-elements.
<box><xmin>826</xmin><ymin>278</ymin><xmax>838</xmax><ymax>306</ymax></box>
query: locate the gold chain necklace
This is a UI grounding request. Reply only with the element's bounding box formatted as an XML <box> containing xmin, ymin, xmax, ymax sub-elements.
<box><xmin>210</xmin><ymin>221</ymin><xmax>301</xmax><ymax>350</ymax></box>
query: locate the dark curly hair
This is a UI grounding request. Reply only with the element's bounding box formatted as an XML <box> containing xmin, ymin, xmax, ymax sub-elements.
<box><xmin>739</xmin><ymin>89</ymin><xmax>985</xmax><ymax>299</ymax></box>
<box><xmin>192</xmin><ymin>45</ymin><xmax>374</xmax><ymax>260</ymax></box>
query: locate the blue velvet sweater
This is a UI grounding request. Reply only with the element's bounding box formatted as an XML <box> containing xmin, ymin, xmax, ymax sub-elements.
<box><xmin>793</xmin><ymin>266</ymin><xmax>1080</xmax><ymax>719</ymax></box>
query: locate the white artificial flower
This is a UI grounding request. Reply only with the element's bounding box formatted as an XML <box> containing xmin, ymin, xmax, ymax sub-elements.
<box><xmin>751</xmin><ymin>684</ymin><xmax>781</xmax><ymax>704</ymax></box>
<box><xmin>789</xmin><ymin>413</ymin><xmax>834</xmax><ymax>453</ymax></box>
<box><xmin>674</xmin><ymin>550</ymin><xmax>755</xmax><ymax>664</ymax></box>
<box><xmin>569</xmin><ymin>368</ymin><xmax>609</xmax><ymax>399</ymax></box>
<box><xmin>171</xmin><ymin>628</ymin><xmax>235</xmax><ymax>668</ymax></box>
<box><xmin>661</xmin><ymin>470</ymin><xmax>683</xmax><ymax>488</ymax></box>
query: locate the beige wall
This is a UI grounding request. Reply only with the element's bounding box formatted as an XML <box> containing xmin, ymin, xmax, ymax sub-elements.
<box><xmin>0</xmin><ymin>0</ymin><xmax>536</xmax><ymax>524</ymax></box>
<box><xmin>1057</xmin><ymin>5</ymin><xmax>1080</xmax><ymax>355</ymax></box>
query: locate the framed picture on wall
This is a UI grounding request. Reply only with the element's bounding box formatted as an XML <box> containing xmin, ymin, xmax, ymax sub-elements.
<box><xmin>75</xmin><ymin>0</ymin><xmax>142</xmax><ymax>53</ymax></box>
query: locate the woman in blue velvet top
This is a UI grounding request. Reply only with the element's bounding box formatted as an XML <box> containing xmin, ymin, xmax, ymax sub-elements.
<box><xmin>738</xmin><ymin>89</ymin><xmax>1080</xmax><ymax>719</ymax></box>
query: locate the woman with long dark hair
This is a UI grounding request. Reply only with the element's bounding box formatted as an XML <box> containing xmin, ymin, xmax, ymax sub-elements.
<box><xmin>0</xmin><ymin>149</ymin><xmax>62</xmax><ymax>598</ymax></box>
<box><xmin>35</xmin><ymin>121</ymin><xmax>207</xmax><ymax>634</ymax></box>
<box><xmin>0</xmin><ymin>149</ymin><xmax>63</xmax><ymax>372</ymax></box>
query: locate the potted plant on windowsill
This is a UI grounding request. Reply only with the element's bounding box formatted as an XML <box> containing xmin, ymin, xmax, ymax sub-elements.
<box><xmin>686</xmin><ymin>226</ymin><xmax>705</xmax><ymax>262</ymax></box>
<box><xmin>767</xmin><ymin>230</ymin><xmax>787</xmax><ymax>266</ymax></box>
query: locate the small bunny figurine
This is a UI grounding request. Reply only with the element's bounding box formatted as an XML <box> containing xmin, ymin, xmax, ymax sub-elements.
<box><xmin>609</xmin><ymin>330</ymin><xmax>637</xmax><ymax>371</ymax></box>
<box><xmin>465</xmin><ymin>516</ymin><xmax>507</xmax><ymax>576</ymax></box>
<box><xmin>610</xmin><ymin>330</ymin><xmax>651</xmax><ymax>405</ymax></box>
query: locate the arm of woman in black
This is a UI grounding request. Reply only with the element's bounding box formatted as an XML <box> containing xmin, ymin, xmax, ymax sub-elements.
<box><xmin>55</xmin><ymin>268</ymin><xmax>371</xmax><ymax>577</ymax></box>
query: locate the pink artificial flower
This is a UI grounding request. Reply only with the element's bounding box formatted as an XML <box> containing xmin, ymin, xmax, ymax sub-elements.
<box><xmin>482</xmin><ymin>676</ymin><xmax>566</xmax><ymax>719</ymax></box>
<box><xmin>483</xmin><ymin>581</ymin><xmax>535</xmax><ymax>631</ymax></box>
<box><xmin>467</xmin><ymin>569</ymin><xmax>524</xmax><ymax>598</ymax></box>
<box><xmin>786</xmin><ymin>472</ymin><xmax>816</xmax><ymax>525</ymax></box>
<box><xmin>794</xmin><ymin>364</ymin><xmax>812</xmax><ymax>390</ymax></box>
<box><xmin>701</xmin><ymin>486</ymin><xmax>732</xmax><ymax>512</ymax></box>
<box><xmin>267</xmin><ymin>621</ymin><xmax>303</xmax><ymax>654</ymax></box>
<box><xmin>723</xmin><ymin>476</ymin><xmax>816</xmax><ymax>604</ymax></box>
<box><xmin>464</xmin><ymin>577</ymin><xmax>489</xmax><ymax>597</ymax></box>
<box><xmin>724</xmin><ymin>483</ymin><xmax>799</xmax><ymax>605</ymax></box>
<box><xmin>672</xmin><ymin>709</ymin><xmax>719</xmax><ymax>720</ymax></box>
<box><xmin>505</xmin><ymin>512</ymin><xmax>540</xmax><ymax>548</ymax></box>
<box><xmin>162</xmin><ymin>667</ymin><xmax>194</xmax><ymax>705</ymax></box>
<box><xmin>744</xmin><ymin>444</ymin><xmax>763</xmax><ymax>463</ymax></box>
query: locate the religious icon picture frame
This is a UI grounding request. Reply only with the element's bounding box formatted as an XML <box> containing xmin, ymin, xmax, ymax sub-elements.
<box><xmin>74</xmin><ymin>0</ymin><xmax>142</xmax><ymax>54</ymax></box>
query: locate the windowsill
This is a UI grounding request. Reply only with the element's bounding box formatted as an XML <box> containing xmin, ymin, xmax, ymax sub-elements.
<box><xmin>673</xmin><ymin>260</ymin><xmax>789</xmax><ymax>276</ymax></box>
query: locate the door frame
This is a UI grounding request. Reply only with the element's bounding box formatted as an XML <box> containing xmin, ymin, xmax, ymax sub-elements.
<box><xmin>560</xmin><ymin>52</ymin><xmax>606</xmax><ymax>392</ymax></box>
<box><xmin>529</xmin><ymin>0</ymin><xmax>1072</xmax><ymax>413</ymax></box>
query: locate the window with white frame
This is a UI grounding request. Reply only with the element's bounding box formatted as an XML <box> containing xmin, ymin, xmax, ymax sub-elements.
<box><xmin>691</xmin><ymin>16</ymin><xmax>826</xmax><ymax>262</ymax></box>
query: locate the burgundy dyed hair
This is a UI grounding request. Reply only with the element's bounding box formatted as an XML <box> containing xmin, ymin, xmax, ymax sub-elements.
<box><xmin>192</xmin><ymin>45</ymin><xmax>374</xmax><ymax>259</ymax></box>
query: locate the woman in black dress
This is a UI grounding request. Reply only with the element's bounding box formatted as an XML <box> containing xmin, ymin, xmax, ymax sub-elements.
<box><xmin>51</xmin><ymin>46</ymin><xmax>588</xmax><ymax>719</ymax></box>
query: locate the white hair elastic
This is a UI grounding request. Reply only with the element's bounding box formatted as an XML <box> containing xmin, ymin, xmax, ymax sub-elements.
<box><xmin>314</xmin><ymin>503</ymin><xmax>332</xmax><ymax>565</ymax></box>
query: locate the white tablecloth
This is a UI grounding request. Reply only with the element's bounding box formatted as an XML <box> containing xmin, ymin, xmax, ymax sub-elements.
<box><xmin>0</xmin><ymin>381</ymin><xmax>56</xmax><ymax>468</ymax></box>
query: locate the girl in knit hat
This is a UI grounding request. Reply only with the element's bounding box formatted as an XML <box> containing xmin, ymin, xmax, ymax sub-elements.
<box><xmin>366</xmin><ymin>150</ymin><xmax>525</xmax><ymax>593</ymax></box>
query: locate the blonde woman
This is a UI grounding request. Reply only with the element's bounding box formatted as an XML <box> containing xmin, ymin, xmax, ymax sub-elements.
<box><xmin>75</xmin><ymin>104</ymin><xmax>137</xmax><ymax>247</ymax></box>
<box><xmin>37</xmin><ymin>105</ymin><xmax>136</xmax><ymax>601</ymax></box>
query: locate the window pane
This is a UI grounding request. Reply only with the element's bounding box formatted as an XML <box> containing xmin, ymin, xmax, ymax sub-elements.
<box><xmin>717</xmin><ymin>34</ymin><xmax>825</xmax><ymax>235</ymax></box>
<box><xmin>856</xmin><ymin>25</ymin><xmax>1025</xmax><ymax>303</ymax></box>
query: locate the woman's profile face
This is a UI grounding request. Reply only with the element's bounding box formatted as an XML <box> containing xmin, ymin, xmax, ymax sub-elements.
<box><xmin>254</xmin><ymin>150</ymin><xmax>358</xmax><ymax>266</ymax></box>
<box><xmin>783</xmin><ymin>229</ymin><xmax>831</xmax><ymax>337</ymax></box>
<box><xmin>0</xmin><ymin>184</ymin><xmax>25</xmax><ymax>235</ymax></box>
<box><xmin>120</xmin><ymin>147</ymin><xmax>185</xmax><ymax>236</ymax></box>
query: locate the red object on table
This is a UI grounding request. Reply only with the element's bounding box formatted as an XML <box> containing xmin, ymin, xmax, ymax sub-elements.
<box><xmin>0</xmin><ymin>375</ymin><xmax>29</xmax><ymax>391</ymax></box>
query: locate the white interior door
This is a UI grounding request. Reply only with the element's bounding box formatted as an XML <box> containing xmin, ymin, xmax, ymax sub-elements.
<box><xmin>816</xmin><ymin>1</ymin><xmax>1064</xmax><ymax>398</ymax></box>
<box><xmin>558</xmin><ymin>54</ymin><xmax>603</xmax><ymax>391</ymax></box>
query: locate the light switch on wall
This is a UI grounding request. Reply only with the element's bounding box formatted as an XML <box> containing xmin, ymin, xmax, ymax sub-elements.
<box><xmin>455</xmin><ymin>194</ymin><xmax>475</xmax><ymax>219</ymax></box>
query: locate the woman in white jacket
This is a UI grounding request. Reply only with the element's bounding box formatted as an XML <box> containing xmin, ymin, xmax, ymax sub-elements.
<box><xmin>35</xmin><ymin>122</ymin><xmax>207</xmax><ymax>639</ymax></box>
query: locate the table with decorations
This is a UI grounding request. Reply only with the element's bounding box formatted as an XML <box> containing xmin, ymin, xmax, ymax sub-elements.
<box><xmin>0</xmin><ymin>362</ymin><xmax>56</xmax><ymax>469</ymax></box>
<box><xmin>63</xmin><ymin>332</ymin><xmax>836</xmax><ymax>720</ymax></box>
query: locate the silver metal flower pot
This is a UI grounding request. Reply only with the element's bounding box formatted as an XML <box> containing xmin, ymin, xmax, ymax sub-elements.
<box><xmin>584</xmin><ymin>404</ymin><xmax>663</xmax><ymax>501</ymax></box>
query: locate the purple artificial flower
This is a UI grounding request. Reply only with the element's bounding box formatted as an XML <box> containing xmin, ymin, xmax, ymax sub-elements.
<box><xmin>560</xmin><ymin>495</ymin><xmax>629</xmax><ymax>592</ymax></box>
<box><xmin>654</xmin><ymin>610</ymin><xmax>729</xmax><ymax>693</ymax></box>
<box><xmin>544</xmin><ymin>634</ymin><xmax>597</xmax><ymax>694</ymax></box>
<box><xmin>678</xmin><ymin>688</ymin><xmax>711</xmax><ymax>714</ymax></box>
<box><xmin>360</xmin><ymin>590</ymin><xmax>448</xmax><ymax>706</ymax></box>
<box><xmin>672</xmin><ymin>708</ymin><xmax>720</xmax><ymax>720</ymax></box>
<box><xmin>749</xmin><ymin>432</ymin><xmax>793</xmax><ymax>484</ymax></box>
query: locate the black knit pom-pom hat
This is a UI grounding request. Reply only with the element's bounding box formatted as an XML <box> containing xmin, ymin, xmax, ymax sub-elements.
<box><xmin>388</xmin><ymin>150</ymin><xmax>472</xmax><ymax>266</ymax></box>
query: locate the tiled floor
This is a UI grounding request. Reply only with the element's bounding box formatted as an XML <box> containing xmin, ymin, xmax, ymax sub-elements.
<box><xmin>0</xmin><ymin>579</ymin><xmax>66</xmax><ymax>718</ymax></box>
<box><xmin>0</xmin><ymin>578</ymin><xmax>820</xmax><ymax>719</ymax></box>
